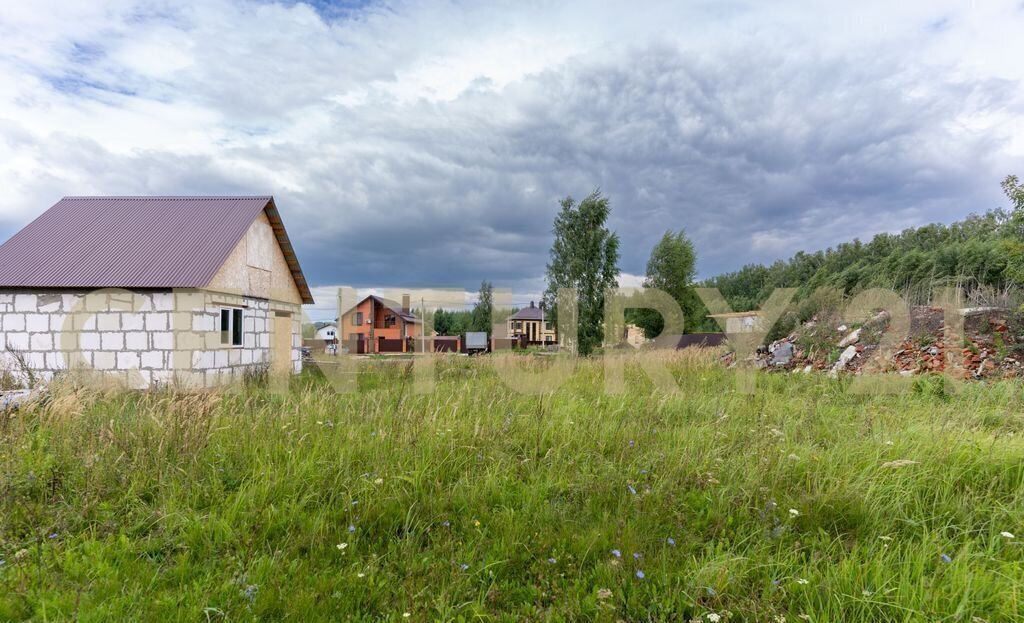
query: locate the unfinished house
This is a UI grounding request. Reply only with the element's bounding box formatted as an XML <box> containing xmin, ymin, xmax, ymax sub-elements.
<box><xmin>0</xmin><ymin>196</ymin><xmax>314</xmax><ymax>388</ymax></box>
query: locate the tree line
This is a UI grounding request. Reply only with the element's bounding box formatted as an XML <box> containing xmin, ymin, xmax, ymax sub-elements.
<box><xmin>704</xmin><ymin>175</ymin><xmax>1024</xmax><ymax>315</ymax></box>
<box><xmin>430</xmin><ymin>174</ymin><xmax>1024</xmax><ymax>354</ymax></box>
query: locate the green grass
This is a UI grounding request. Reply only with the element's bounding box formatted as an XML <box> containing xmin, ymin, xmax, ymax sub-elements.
<box><xmin>2</xmin><ymin>353</ymin><xmax>1023</xmax><ymax>621</ymax></box>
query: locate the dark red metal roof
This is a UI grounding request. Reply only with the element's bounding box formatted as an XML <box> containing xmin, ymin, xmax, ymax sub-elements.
<box><xmin>368</xmin><ymin>295</ymin><xmax>420</xmax><ymax>324</ymax></box>
<box><xmin>339</xmin><ymin>294</ymin><xmax>420</xmax><ymax>324</ymax></box>
<box><xmin>509</xmin><ymin>303</ymin><xmax>546</xmax><ymax>321</ymax></box>
<box><xmin>656</xmin><ymin>333</ymin><xmax>729</xmax><ymax>349</ymax></box>
<box><xmin>0</xmin><ymin>196</ymin><xmax>314</xmax><ymax>304</ymax></box>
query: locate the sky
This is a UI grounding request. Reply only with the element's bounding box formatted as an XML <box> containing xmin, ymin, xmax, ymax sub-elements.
<box><xmin>1</xmin><ymin>1</ymin><xmax>1023</xmax><ymax>319</ymax></box>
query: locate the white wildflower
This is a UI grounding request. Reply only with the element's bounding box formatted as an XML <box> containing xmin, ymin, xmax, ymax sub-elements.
<box><xmin>789</xmin><ymin>508</ymin><xmax>800</xmax><ymax>517</ymax></box>
<box><xmin>1000</xmin><ymin>531</ymin><xmax>1015</xmax><ymax>539</ymax></box>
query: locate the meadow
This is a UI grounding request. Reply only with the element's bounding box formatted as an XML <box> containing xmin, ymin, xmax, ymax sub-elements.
<box><xmin>1</xmin><ymin>352</ymin><xmax>1023</xmax><ymax>621</ymax></box>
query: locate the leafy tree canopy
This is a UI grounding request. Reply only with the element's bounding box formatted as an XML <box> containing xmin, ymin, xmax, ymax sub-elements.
<box><xmin>544</xmin><ymin>190</ymin><xmax>620</xmax><ymax>355</ymax></box>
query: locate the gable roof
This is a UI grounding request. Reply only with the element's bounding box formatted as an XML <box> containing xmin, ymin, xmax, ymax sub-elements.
<box><xmin>510</xmin><ymin>305</ymin><xmax>546</xmax><ymax>321</ymax></box>
<box><xmin>342</xmin><ymin>294</ymin><xmax>420</xmax><ymax>324</ymax></box>
<box><xmin>0</xmin><ymin>196</ymin><xmax>314</xmax><ymax>304</ymax></box>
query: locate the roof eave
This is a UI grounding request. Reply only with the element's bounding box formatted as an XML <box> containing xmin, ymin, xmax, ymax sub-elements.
<box><xmin>263</xmin><ymin>197</ymin><xmax>315</xmax><ymax>305</ymax></box>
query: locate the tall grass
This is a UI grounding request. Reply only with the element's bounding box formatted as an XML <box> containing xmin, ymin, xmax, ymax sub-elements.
<box><xmin>1</xmin><ymin>354</ymin><xmax>1022</xmax><ymax>621</ymax></box>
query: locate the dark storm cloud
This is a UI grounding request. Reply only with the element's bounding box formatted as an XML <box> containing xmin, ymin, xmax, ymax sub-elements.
<box><xmin>265</xmin><ymin>45</ymin><xmax>1018</xmax><ymax>291</ymax></box>
<box><xmin>2</xmin><ymin>0</ymin><xmax>1022</xmax><ymax>313</ymax></box>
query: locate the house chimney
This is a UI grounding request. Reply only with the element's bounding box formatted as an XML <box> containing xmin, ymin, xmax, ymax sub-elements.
<box><xmin>402</xmin><ymin>294</ymin><xmax>410</xmax><ymax>313</ymax></box>
<box><xmin>530</xmin><ymin>300</ymin><xmax>535</xmax><ymax>308</ymax></box>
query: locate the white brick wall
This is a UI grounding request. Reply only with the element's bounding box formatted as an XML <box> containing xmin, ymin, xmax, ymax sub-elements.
<box><xmin>2</xmin><ymin>314</ymin><xmax>25</xmax><ymax>331</ymax></box>
<box><xmin>14</xmin><ymin>294</ymin><xmax>37</xmax><ymax>312</ymax></box>
<box><xmin>0</xmin><ymin>289</ymin><xmax>302</xmax><ymax>388</ymax></box>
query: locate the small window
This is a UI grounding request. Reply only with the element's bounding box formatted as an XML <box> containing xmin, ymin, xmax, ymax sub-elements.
<box><xmin>221</xmin><ymin>308</ymin><xmax>243</xmax><ymax>347</ymax></box>
<box><xmin>545</xmin><ymin>321</ymin><xmax>552</xmax><ymax>331</ymax></box>
<box><xmin>384</xmin><ymin>313</ymin><xmax>396</xmax><ymax>328</ymax></box>
<box><xmin>353</xmin><ymin>311</ymin><xmax>363</xmax><ymax>326</ymax></box>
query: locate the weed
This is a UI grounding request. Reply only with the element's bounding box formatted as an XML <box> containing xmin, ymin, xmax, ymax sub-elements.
<box><xmin>0</xmin><ymin>356</ymin><xmax>1021</xmax><ymax>621</ymax></box>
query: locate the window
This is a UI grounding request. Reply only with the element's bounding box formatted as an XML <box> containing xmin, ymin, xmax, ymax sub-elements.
<box><xmin>353</xmin><ymin>311</ymin><xmax>363</xmax><ymax>326</ymax></box>
<box><xmin>220</xmin><ymin>308</ymin><xmax>243</xmax><ymax>347</ymax></box>
<box><xmin>545</xmin><ymin>321</ymin><xmax>552</xmax><ymax>331</ymax></box>
<box><xmin>384</xmin><ymin>313</ymin><xmax>396</xmax><ymax>328</ymax></box>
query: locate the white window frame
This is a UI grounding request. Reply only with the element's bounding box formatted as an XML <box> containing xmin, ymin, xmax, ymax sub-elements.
<box><xmin>220</xmin><ymin>307</ymin><xmax>244</xmax><ymax>348</ymax></box>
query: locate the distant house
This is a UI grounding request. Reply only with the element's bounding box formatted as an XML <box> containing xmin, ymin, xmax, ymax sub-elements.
<box><xmin>706</xmin><ymin>311</ymin><xmax>762</xmax><ymax>333</ymax></box>
<box><xmin>339</xmin><ymin>294</ymin><xmax>421</xmax><ymax>353</ymax></box>
<box><xmin>0</xmin><ymin>196</ymin><xmax>314</xmax><ymax>388</ymax></box>
<box><xmin>507</xmin><ymin>301</ymin><xmax>557</xmax><ymax>345</ymax></box>
<box><xmin>624</xmin><ymin>323</ymin><xmax>649</xmax><ymax>348</ymax></box>
<box><xmin>315</xmin><ymin>322</ymin><xmax>338</xmax><ymax>341</ymax></box>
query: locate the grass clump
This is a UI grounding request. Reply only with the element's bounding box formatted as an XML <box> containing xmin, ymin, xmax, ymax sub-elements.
<box><xmin>1</xmin><ymin>354</ymin><xmax>1022</xmax><ymax>621</ymax></box>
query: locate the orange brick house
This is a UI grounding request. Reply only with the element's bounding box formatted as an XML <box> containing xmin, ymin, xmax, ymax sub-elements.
<box><xmin>339</xmin><ymin>294</ymin><xmax>421</xmax><ymax>353</ymax></box>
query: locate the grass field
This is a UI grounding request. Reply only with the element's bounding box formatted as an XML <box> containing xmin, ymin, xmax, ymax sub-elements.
<box><xmin>2</xmin><ymin>353</ymin><xmax>1023</xmax><ymax>621</ymax></box>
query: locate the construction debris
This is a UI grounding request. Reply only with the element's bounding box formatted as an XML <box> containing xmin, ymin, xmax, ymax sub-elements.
<box><xmin>838</xmin><ymin>328</ymin><xmax>862</xmax><ymax>348</ymax></box>
<box><xmin>0</xmin><ymin>389</ymin><xmax>37</xmax><ymax>411</ymax></box>
<box><xmin>752</xmin><ymin>305</ymin><xmax>1023</xmax><ymax>380</ymax></box>
<box><xmin>830</xmin><ymin>345</ymin><xmax>859</xmax><ymax>376</ymax></box>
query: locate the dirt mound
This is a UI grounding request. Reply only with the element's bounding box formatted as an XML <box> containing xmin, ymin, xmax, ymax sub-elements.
<box><xmin>755</xmin><ymin>306</ymin><xmax>1024</xmax><ymax>379</ymax></box>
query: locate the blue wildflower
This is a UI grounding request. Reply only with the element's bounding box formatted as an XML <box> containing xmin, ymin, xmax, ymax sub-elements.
<box><xmin>706</xmin><ymin>587</ymin><xmax>717</xmax><ymax>596</ymax></box>
<box><xmin>460</xmin><ymin>563</ymin><xmax>469</xmax><ymax>571</ymax></box>
<box><xmin>611</xmin><ymin>549</ymin><xmax>621</xmax><ymax>558</ymax></box>
<box><xmin>666</xmin><ymin>537</ymin><xmax>676</xmax><ymax>546</ymax></box>
<box><xmin>633</xmin><ymin>552</ymin><xmax>642</xmax><ymax>560</ymax></box>
<box><xmin>442</xmin><ymin>520</ymin><xmax>450</xmax><ymax>528</ymax></box>
<box><xmin>941</xmin><ymin>553</ymin><xmax>952</xmax><ymax>563</ymax></box>
<box><xmin>635</xmin><ymin>570</ymin><xmax>645</xmax><ymax>579</ymax></box>
<box><xmin>348</xmin><ymin>525</ymin><xmax>356</xmax><ymax>533</ymax></box>
<box><xmin>48</xmin><ymin>533</ymin><xmax>58</xmax><ymax>539</ymax></box>
<box><xmin>242</xmin><ymin>584</ymin><xmax>258</xmax><ymax>603</ymax></box>
<box><xmin>547</xmin><ymin>558</ymin><xmax>557</xmax><ymax>564</ymax></box>
<box><xmin>627</xmin><ymin>485</ymin><xmax>637</xmax><ymax>495</ymax></box>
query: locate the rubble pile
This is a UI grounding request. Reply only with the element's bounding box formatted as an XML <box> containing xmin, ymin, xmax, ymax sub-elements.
<box><xmin>753</xmin><ymin>306</ymin><xmax>1024</xmax><ymax>380</ymax></box>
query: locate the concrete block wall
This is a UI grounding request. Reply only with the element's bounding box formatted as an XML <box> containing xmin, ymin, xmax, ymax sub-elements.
<box><xmin>0</xmin><ymin>289</ymin><xmax>302</xmax><ymax>388</ymax></box>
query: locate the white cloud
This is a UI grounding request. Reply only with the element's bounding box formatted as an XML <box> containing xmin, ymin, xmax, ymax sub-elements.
<box><xmin>1</xmin><ymin>0</ymin><xmax>1023</xmax><ymax>298</ymax></box>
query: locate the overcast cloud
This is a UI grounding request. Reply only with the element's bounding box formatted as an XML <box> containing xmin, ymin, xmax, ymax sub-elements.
<box><xmin>1</xmin><ymin>1</ymin><xmax>1023</xmax><ymax>318</ymax></box>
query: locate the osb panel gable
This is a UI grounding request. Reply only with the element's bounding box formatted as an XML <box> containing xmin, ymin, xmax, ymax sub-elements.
<box><xmin>246</xmin><ymin>214</ymin><xmax>275</xmax><ymax>271</ymax></box>
<box><xmin>248</xmin><ymin>267</ymin><xmax>271</xmax><ymax>298</ymax></box>
<box><xmin>206</xmin><ymin>211</ymin><xmax>303</xmax><ymax>304</ymax></box>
